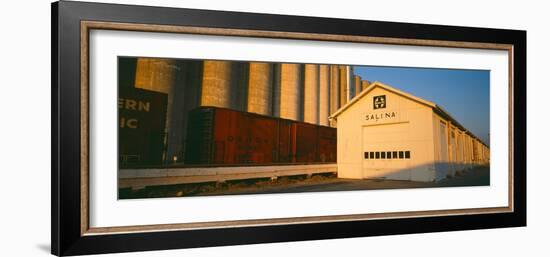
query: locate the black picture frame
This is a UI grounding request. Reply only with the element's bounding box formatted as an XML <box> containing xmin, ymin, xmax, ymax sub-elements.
<box><xmin>52</xmin><ymin>1</ymin><xmax>526</xmax><ymax>256</ymax></box>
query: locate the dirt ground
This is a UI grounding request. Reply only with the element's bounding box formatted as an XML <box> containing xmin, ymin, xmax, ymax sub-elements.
<box><xmin>119</xmin><ymin>166</ymin><xmax>489</xmax><ymax>199</ymax></box>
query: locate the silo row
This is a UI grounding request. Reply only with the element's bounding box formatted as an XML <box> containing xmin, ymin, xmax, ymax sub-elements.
<box><xmin>134</xmin><ymin>59</ymin><xmax>374</xmax><ymax>125</ymax></box>
<box><xmin>132</xmin><ymin>58</ymin><xmax>371</xmax><ymax>163</ymax></box>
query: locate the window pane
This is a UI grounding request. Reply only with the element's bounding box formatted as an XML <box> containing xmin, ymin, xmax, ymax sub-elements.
<box><xmin>399</xmin><ymin>151</ymin><xmax>404</xmax><ymax>159</ymax></box>
<box><xmin>375</xmin><ymin>152</ymin><xmax>380</xmax><ymax>159</ymax></box>
<box><xmin>405</xmin><ymin>151</ymin><xmax>411</xmax><ymax>159</ymax></box>
<box><xmin>387</xmin><ymin>151</ymin><xmax>392</xmax><ymax>159</ymax></box>
<box><xmin>370</xmin><ymin>152</ymin><xmax>374</xmax><ymax>159</ymax></box>
<box><xmin>381</xmin><ymin>152</ymin><xmax>386</xmax><ymax>159</ymax></box>
<box><xmin>364</xmin><ymin>152</ymin><xmax>369</xmax><ymax>159</ymax></box>
<box><xmin>392</xmin><ymin>151</ymin><xmax>398</xmax><ymax>158</ymax></box>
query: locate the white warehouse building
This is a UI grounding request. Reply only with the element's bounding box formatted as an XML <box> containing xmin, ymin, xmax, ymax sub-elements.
<box><xmin>329</xmin><ymin>81</ymin><xmax>490</xmax><ymax>182</ymax></box>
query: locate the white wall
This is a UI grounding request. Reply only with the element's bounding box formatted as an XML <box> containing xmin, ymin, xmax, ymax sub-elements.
<box><xmin>0</xmin><ymin>0</ymin><xmax>547</xmax><ymax>256</ymax></box>
<box><xmin>336</xmin><ymin>85</ymin><xmax>436</xmax><ymax>181</ymax></box>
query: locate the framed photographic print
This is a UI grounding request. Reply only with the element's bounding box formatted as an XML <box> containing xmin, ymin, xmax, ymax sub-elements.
<box><xmin>51</xmin><ymin>0</ymin><xmax>526</xmax><ymax>256</ymax></box>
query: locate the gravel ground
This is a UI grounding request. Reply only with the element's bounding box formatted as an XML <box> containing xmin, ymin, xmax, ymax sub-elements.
<box><xmin>119</xmin><ymin>166</ymin><xmax>489</xmax><ymax>199</ymax></box>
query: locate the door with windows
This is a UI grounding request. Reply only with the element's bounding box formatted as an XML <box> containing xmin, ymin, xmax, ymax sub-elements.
<box><xmin>361</xmin><ymin>123</ymin><xmax>411</xmax><ymax>180</ymax></box>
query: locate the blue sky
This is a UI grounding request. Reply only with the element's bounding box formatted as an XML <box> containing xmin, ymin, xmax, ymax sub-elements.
<box><xmin>354</xmin><ymin>66</ymin><xmax>490</xmax><ymax>145</ymax></box>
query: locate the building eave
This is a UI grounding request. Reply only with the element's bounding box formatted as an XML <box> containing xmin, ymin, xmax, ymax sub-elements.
<box><xmin>329</xmin><ymin>81</ymin><xmax>436</xmax><ymax>120</ymax></box>
<box><xmin>328</xmin><ymin>80</ymin><xmax>489</xmax><ymax>148</ymax></box>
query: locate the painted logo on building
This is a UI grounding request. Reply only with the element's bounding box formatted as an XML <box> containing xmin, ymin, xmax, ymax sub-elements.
<box><xmin>373</xmin><ymin>95</ymin><xmax>386</xmax><ymax>109</ymax></box>
<box><xmin>365</xmin><ymin>111</ymin><xmax>397</xmax><ymax>121</ymax></box>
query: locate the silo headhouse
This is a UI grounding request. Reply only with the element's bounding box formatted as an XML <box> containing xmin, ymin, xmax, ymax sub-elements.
<box><xmin>329</xmin><ymin>81</ymin><xmax>490</xmax><ymax>182</ymax></box>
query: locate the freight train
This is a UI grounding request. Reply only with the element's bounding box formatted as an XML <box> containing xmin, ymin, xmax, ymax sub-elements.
<box><xmin>118</xmin><ymin>88</ymin><xmax>167</xmax><ymax>168</ymax></box>
<box><xmin>185</xmin><ymin>107</ymin><xmax>337</xmax><ymax>165</ymax></box>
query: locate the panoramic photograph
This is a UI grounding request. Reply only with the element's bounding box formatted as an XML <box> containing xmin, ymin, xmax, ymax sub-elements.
<box><xmin>117</xmin><ymin>57</ymin><xmax>490</xmax><ymax>199</ymax></box>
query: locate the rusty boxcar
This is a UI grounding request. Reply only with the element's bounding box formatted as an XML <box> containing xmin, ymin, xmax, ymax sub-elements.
<box><xmin>184</xmin><ymin>107</ymin><xmax>336</xmax><ymax>165</ymax></box>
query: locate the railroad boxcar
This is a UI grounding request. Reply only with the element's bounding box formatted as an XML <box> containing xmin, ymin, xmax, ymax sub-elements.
<box><xmin>184</xmin><ymin>107</ymin><xmax>337</xmax><ymax>165</ymax></box>
<box><xmin>118</xmin><ymin>87</ymin><xmax>167</xmax><ymax>168</ymax></box>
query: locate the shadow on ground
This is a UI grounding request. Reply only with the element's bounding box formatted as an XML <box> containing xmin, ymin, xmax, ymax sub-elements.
<box><xmin>119</xmin><ymin>166</ymin><xmax>489</xmax><ymax>199</ymax></box>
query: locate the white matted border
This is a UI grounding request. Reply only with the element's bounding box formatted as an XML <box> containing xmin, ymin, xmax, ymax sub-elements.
<box><xmin>89</xmin><ymin>29</ymin><xmax>509</xmax><ymax>228</ymax></box>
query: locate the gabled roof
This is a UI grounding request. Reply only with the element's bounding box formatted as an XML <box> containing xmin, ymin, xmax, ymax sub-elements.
<box><xmin>329</xmin><ymin>81</ymin><xmax>436</xmax><ymax>119</ymax></box>
<box><xmin>328</xmin><ymin>81</ymin><xmax>488</xmax><ymax>147</ymax></box>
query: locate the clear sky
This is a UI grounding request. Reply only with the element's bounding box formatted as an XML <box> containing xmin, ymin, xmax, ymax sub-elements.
<box><xmin>354</xmin><ymin>66</ymin><xmax>490</xmax><ymax>145</ymax></box>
